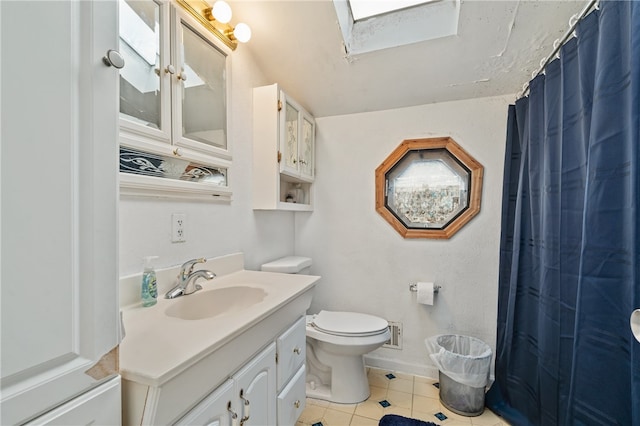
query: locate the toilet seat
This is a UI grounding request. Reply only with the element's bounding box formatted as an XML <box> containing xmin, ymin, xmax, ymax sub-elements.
<box><xmin>310</xmin><ymin>311</ymin><xmax>389</xmax><ymax>337</ymax></box>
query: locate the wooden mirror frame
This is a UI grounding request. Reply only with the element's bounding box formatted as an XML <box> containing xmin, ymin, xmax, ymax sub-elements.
<box><xmin>375</xmin><ymin>137</ymin><xmax>483</xmax><ymax>239</ymax></box>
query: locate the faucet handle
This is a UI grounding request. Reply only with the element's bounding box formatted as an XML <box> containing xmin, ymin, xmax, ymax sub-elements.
<box><xmin>180</xmin><ymin>257</ymin><xmax>206</xmax><ymax>276</ymax></box>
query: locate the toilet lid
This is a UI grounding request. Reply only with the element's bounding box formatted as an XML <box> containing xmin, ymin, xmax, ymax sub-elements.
<box><xmin>311</xmin><ymin>311</ymin><xmax>389</xmax><ymax>337</ymax></box>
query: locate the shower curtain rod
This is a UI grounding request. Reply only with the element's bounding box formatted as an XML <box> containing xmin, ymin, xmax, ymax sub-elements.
<box><xmin>518</xmin><ymin>0</ymin><xmax>599</xmax><ymax>99</ymax></box>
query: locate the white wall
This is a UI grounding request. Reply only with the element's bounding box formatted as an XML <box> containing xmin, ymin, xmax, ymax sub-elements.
<box><xmin>119</xmin><ymin>46</ymin><xmax>295</xmax><ymax>277</ymax></box>
<box><xmin>295</xmin><ymin>95</ymin><xmax>511</xmax><ymax>377</ymax></box>
<box><xmin>118</xmin><ymin>39</ymin><xmax>512</xmax><ymax>378</ymax></box>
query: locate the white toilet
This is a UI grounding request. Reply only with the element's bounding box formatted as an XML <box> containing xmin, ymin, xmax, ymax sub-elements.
<box><xmin>261</xmin><ymin>256</ymin><xmax>391</xmax><ymax>404</ymax></box>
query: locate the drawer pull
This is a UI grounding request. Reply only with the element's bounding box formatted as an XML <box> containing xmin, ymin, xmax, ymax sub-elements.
<box><xmin>227</xmin><ymin>401</ymin><xmax>239</xmax><ymax>426</ymax></box>
<box><xmin>240</xmin><ymin>389</ymin><xmax>250</xmax><ymax>425</ymax></box>
<box><xmin>294</xmin><ymin>399</ymin><xmax>301</xmax><ymax>409</ymax></box>
<box><xmin>293</xmin><ymin>347</ymin><xmax>301</xmax><ymax>355</ymax></box>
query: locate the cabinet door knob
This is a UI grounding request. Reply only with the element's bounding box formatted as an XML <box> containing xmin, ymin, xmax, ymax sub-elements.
<box><xmin>177</xmin><ymin>72</ymin><xmax>188</xmax><ymax>82</ymax></box>
<box><xmin>102</xmin><ymin>49</ymin><xmax>124</xmax><ymax>69</ymax></box>
<box><xmin>293</xmin><ymin>347</ymin><xmax>301</xmax><ymax>355</ymax></box>
<box><xmin>165</xmin><ymin>64</ymin><xmax>176</xmax><ymax>74</ymax></box>
<box><xmin>294</xmin><ymin>400</ymin><xmax>301</xmax><ymax>408</ymax></box>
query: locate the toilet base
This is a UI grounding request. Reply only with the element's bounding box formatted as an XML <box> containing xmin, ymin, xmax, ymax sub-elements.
<box><xmin>305</xmin><ymin>380</ymin><xmax>371</xmax><ymax>405</ymax></box>
<box><xmin>305</xmin><ymin>353</ymin><xmax>371</xmax><ymax>404</ymax></box>
<box><xmin>305</xmin><ymin>382</ymin><xmax>331</xmax><ymax>401</ymax></box>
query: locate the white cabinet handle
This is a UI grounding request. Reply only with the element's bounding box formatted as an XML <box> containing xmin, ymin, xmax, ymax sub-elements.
<box><xmin>165</xmin><ymin>64</ymin><xmax>176</xmax><ymax>74</ymax></box>
<box><xmin>177</xmin><ymin>72</ymin><xmax>188</xmax><ymax>82</ymax></box>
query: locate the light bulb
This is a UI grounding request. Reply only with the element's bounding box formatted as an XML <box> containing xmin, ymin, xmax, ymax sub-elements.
<box><xmin>211</xmin><ymin>0</ymin><xmax>232</xmax><ymax>24</ymax></box>
<box><xmin>233</xmin><ymin>23</ymin><xmax>251</xmax><ymax>43</ymax></box>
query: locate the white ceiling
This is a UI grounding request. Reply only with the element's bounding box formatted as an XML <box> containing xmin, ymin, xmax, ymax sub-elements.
<box><xmin>232</xmin><ymin>0</ymin><xmax>586</xmax><ymax>117</ymax></box>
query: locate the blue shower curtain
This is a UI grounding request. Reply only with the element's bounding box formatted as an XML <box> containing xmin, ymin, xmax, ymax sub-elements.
<box><xmin>486</xmin><ymin>1</ymin><xmax>640</xmax><ymax>425</ymax></box>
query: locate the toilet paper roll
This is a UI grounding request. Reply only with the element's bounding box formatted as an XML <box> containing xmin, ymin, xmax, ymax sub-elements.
<box><xmin>417</xmin><ymin>282</ymin><xmax>435</xmax><ymax>305</ymax></box>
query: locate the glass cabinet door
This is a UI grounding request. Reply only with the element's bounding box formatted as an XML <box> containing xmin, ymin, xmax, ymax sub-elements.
<box><xmin>118</xmin><ymin>0</ymin><xmax>167</xmax><ymax>136</ymax></box>
<box><xmin>280</xmin><ymin>95</ymin><xmax>300</xmax><ymax>176</ymax></box>
<box><xmin>299</xmin><ymin>114</ymin><xmax>315</xmax><ymax>179</ymax></box>
<box><xmin>173</xmin><ymin>9</ymin><xmax>228</xmax><ymax>154</ymax></box>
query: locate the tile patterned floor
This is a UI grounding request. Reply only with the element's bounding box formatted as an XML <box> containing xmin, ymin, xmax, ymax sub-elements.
<box><xmin>296</xmin><ymin>368</ymin><xmax>511</xmax><ymax>426</ymax></box>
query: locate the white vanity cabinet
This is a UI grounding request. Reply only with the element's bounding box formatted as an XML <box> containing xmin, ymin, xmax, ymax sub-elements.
<box><xmin>175</xmin><ymin>344</ymin><xmax>276</xmax><ymax>426</ymax></box>
<box><xmin>278</xmin><ymin>367</ymin><xmax>307</xmax><ymax>425</ymax></box>
<box><xmin>253</xmin><ymin>84</ymin><xmax>316</xmax><ymax>211</ymax></box>
<box><xmin>233</xmin><ymin>343</ymin><xmax>277</xmax><ymax>425</ymax></box>
<box><xmin>276</xmin><ymin>317</ymin><xmax>308</xmax><ymax>424</ymax></box>
<box><xmin>119</xmin><ymin>267</ymin><xmax>318</xmax><ymax>426</ymax></box>
<box><xmin>118</xmin><ymin>0</ymin><xmax>232</xmax><ymax>200</ymax></box>
<box><xmin>174</xmin><ymin>322</ymin><xmax>305</xmax><ymax>426</ymax></box>
<box><xmin>174</xmin><ymin>380</ymin><xmax>234</xmax><ymax>426</ymax></box>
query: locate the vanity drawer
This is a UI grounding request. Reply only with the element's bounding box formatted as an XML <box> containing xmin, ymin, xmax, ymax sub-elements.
<box><xmin>276</xmin><ymin>316</ymin><xmax>306</xmax><ymax>390</ymax></box>
<box><xmin>277</xmin><ymin>365</ymin><xmax>306</xmax><ymax>426</ymax></box>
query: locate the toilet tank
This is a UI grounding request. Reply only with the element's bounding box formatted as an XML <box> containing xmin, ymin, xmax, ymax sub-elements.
<box><xmin>261</xmin><ymin>256</ymin><xmax>312</xmax><ymax>274</ymax></box>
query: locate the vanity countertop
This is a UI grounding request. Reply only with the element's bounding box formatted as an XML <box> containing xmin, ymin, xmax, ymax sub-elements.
<box><xmin>119</xmin><ymin>269</ymin><xmax>318</xmax><ymax>386</ymax></box>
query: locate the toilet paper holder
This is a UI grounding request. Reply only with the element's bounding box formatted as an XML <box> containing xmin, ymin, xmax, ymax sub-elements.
<box><xmin>409</xmin><ymin>283</ymin><xmax>441</xmax><ymax>293</ymax></box>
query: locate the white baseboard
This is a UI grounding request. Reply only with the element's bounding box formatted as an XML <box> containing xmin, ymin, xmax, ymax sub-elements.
<box><xmin>364</xmin><ymin>354</ymin><xmax>496</xmax><ymax>386</ymax></box>
<box><xmin>363</xmin><ymin>354</ymin><xmax>439</xmax><ymax>380</ymax></box>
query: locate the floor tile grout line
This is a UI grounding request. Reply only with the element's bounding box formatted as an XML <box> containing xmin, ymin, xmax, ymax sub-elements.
<box><xmin>301</xmin><ymin>368</ymin><xmax>509</xmax><ymax>426</ymax></box>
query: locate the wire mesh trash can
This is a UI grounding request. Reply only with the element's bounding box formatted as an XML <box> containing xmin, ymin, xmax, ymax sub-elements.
<box><xmin>425</xmin><ymin>334</ymin><xmax>492</xmax><ymax>416</ymax></box>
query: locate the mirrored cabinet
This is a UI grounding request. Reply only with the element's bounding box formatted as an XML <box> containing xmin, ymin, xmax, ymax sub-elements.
<box><xmin>253</xmin><ymin>84</ymin><xmax>316</xmax><ymax>211</ymax></box>
<box><xmin>118</xmin><ymin>0</ymin><xmax>232</xmax><ymax>200</ymax></box>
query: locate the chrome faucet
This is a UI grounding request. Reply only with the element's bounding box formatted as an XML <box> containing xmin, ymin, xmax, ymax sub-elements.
<box><xmin>165</xmin><ymin>258</ymin><xmax>216</xmax><ymax>299</ymax></box>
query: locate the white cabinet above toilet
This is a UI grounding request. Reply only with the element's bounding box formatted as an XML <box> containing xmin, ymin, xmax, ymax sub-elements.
<box><xmin>252</xmin><ymin>84</ymin><xmax>316</xmax><ymax>211</ymax></box>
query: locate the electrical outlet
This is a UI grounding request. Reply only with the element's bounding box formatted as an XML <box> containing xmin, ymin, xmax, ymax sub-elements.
<box><xmin>172</xmin><ymin>213</ymin><xmax>186</xmax><ymax>243</ymax></box>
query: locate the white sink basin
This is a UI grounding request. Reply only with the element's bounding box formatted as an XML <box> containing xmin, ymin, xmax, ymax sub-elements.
<box><xmin>165</xmin><ymin>286</ymin><xmax>267</xmax><ymax>320</ymax></box>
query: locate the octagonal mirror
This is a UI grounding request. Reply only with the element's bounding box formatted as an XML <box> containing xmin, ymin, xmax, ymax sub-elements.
<box><xmin>375</xmin><ymin>137</ymin><xmax>483</xmax><ymax>239</ymax></box>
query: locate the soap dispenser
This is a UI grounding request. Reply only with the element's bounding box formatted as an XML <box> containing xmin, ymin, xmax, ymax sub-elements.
<box><xmin>141</xmin><ymin>256</ymin><xmax>159</xmax><ymax>307</ymax></box>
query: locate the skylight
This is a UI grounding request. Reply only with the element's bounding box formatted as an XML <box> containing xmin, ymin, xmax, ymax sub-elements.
<box><xmin>349</xmin><ymin>0</ymin><xmax>437</xmax><ymax>21</ymax></box>
<box><xmin>334</xmin><ymin>0</ymin><xmax>460</xmax><ymax>56</ymax></box>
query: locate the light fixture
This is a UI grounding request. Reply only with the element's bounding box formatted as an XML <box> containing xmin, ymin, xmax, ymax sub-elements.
<box><xmin>176</xmin><ymin>0</ymin><xmax>251</xmax><ymax>51</ymax></box>
<box><xmin>207</xmin><ymin>1</ymin><xmax>251</xmax><ymax>44</ymax></box>
<box><xmin>209</xmin><ymin>0</ymin><xmax>231</xmax><ymax>23</ymax></box>
<box><xmin>227</xmin><ymin>22</ymin><xmax>251</xmax><ymax>43</ymax></box>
